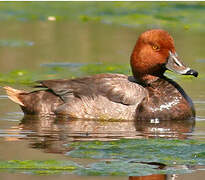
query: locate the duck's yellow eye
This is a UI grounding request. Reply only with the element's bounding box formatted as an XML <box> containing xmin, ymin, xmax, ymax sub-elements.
<box><xmin>152</xmin><ymin>45</ymin><xmax>160</xmax><ymax>51</ymax></box>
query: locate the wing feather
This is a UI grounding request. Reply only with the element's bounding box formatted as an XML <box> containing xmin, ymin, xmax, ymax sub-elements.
<box><xmin>35</xmin><ymin>73</ymin><xmax>146</xmax><ymax>105</ymax></box>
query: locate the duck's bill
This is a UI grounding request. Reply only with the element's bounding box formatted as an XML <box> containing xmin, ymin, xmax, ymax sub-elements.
<box><xmin>165</xmin><ymin>51</ymin><xmax>198</xmax><ymax>77</ymax></box>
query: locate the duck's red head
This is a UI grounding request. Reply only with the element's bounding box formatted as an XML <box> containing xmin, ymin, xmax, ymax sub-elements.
<box><xmin>130</xmin><ymin>29</ymin><xmax>198</xmax><ymax>84</ymax></box>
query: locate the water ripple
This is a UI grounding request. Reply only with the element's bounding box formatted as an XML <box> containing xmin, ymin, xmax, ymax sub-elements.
<box><xmin>0</xmin><ymin>95</ymin><xmax>8</xmax><ymax>99</ymax></box>
<box><xmin>196</xmin><ymin>117</ymin><xmax>205</xmax><ymax>121</ymax></box>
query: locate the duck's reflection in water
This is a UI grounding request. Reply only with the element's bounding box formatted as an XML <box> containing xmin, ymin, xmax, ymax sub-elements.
<box><xmin>20</xmin><ymin>116</ymin><xmax>195</xmax><ymax>142</ymax></box>
<box><xmin>19</xmin><ymin>116</ymin><xmax>195</xmax><ymax>180</ymax></box>
<box><xmin>135</xmin><ymin>118</ymin><xmax>195</xmax><ymax>139</ymax></box>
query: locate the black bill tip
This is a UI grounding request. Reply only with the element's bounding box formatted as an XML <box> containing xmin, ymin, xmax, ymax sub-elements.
<box><xmin>185</xmin><ymin>69</ymin><xmax>198</xmax><ymax>77</ymax></box>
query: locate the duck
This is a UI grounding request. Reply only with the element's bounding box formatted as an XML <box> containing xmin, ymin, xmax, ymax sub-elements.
<box><xmin>4</xmin><ymin>29</ymin><xmax>198</xmax><ymax>121</ymax></box>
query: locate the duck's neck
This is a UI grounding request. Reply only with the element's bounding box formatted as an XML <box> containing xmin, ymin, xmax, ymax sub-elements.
<box><xmin>133</xmin><ymin>73</ymin><xmax>165</xmax><ymax>87</ymax></box>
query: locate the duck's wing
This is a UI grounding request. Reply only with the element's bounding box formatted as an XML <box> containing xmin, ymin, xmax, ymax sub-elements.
<box><xmin>35</xmin><ymin>77</ymin><xmax>95</xmax><ymax>101</ymax></box>
<box><xmin>99</xmin><ymin>76</ymin><xmax>147</xmax><ymax>105</ymax></box>
<box><xmin>35</xmin><ymin>74</ymin><xmax>147</xmax><ymax>105</ymax></box>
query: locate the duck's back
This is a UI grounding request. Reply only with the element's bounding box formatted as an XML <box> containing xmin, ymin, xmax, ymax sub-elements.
<box><xmin>6</xmin><ymin>73</ymin><xmax>147</xmax><ymax>120</ymax></box>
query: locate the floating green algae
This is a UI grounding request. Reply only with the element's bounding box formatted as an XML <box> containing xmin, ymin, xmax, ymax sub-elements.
<box><xmin>0</xmin><ymin>160</ymin><xmax>80</xmax><ymax>175</ymax></box>
<box><xmin>67</xmin><ymin>139</ymin><xmax>205</xmax><ymax>166</ymax></box>
<box><xmin>78</xmin><ymin>160</ymin><xmax>192</xmax><ymax>176</ymax></box>
<box><xmin>0</xmin><ymin>2</ymin><xmax>204</xmax><ymax>31</ymax></box>
<box><xmin>0</xmin><ymin>67</ymin><xmax>75</xmax><ymax>85</ymax></box>
<box><xmin>77</xmin><ymin>161</ymin><xmax>162</xmax><ymax>176</ymax></box>
<box><xmin>0</xmin><ymin>63</ymin><xmax>130</xmax><ymax>85</ymax></box>
<box><xmin>0</xmin><ymin>159</ymin><xmax>192</xmax><ymax>176</ymax></box>
<box><xmin>0</xmin><ymin>63</ymin><xmax>201</xmax><ymax>85</ymax></box>
<box><xmin>80</xmin><ymin>63</ymin><xmax>130</xmax><ymax>75</ymax></box>
<box><xmin>1</xmin><ymin>139</ymin><xmax>205</xmax><ymax>176</ymax></box>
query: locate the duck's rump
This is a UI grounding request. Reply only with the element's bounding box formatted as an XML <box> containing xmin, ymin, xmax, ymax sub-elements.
<box><xmin>4</xmin><ymin>73</ymin><xmax>147</xmax><ymax>120</ymax></box>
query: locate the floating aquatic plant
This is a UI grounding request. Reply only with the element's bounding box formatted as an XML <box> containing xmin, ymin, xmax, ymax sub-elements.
<box><xmin>0</xmin><ymin>160</ymin><xmax>80</xmax><ymax>175</ymax></box>
<box><xmin>0</xmin><ymin>139</ymin><xmax>205</xmax><ymax>175</ymax></box>
<box><xmin>0</xmin><ymin>63</ymin><xmax>130</xmax><ymax>85</ymax></box>
<box><xmin>0</xmin><ymin>159</ymin><xmax>193</xmax><ymax>176</ymax></box>
<box><xmin>0</xmin><ymin>62</ymin><xmax>201</xmax><ymax>86</ymax></box>
<box><xmin>67</xmin><ymin>139</ymin><xmax>205</xmax><ymax>166</ymax></box>
<box><xmin>0</xmin><ymin>2</ymin><xmax>205</xmax><ymax>31</ymax></box>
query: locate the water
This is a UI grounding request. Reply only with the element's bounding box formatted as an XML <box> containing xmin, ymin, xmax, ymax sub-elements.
<box><xmin>0</xmin><ymin>5</ymin><xmax>205</xmax><ymax>180</ymax></box>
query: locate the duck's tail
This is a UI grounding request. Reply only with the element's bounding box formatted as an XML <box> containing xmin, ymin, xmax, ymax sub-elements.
<box><xmin>3</xmin><ymin>86</ymin><xmax>27</xmax><ymax>106</ymax></box>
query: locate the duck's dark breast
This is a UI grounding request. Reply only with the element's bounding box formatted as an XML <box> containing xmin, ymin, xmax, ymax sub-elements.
<box><xmin>136</xmin><ymin>78</ymin><xmax>195</xmax><ymax>121</ymax></box>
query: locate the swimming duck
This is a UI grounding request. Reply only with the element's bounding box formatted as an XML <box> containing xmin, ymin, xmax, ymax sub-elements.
<box><xmin>4</xmin><ymin>29</ymin><xmax>198</xmax><ymax>121</ymax></box>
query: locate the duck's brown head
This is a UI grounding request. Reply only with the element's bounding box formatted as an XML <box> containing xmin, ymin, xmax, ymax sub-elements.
<box><xmin>130</xmin><ymin>29</ymin><xmax>198</xmax><ymax>84</ymax></box>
